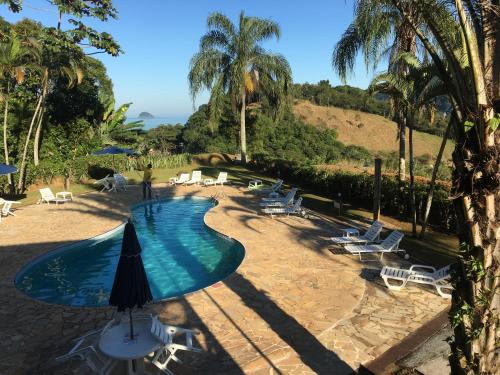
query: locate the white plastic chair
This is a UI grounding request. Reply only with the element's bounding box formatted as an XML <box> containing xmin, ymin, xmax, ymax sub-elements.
<box><xmin>380</xmin><ymin>264</ymin><xmax>453</xmax><ymax>298</ymax></box>
<box><xmin>39</xmin><ymin>188</ymin><xmax>71</xmax><ymax>205</ymax></box>
<box><xmin>0</xmin><ymin>198</ymin><xmax>20</xmax><ymax>218</ymax></box>
<box><xmin>260</xmin><ymin>188</ymin><xmax>298</xmax><ymax>207</ymax></box>
<box><xmin>94</xmin><ymin>175</ymin><xmax>112</xmax><ymax>192</ymax></box>
<box><xmin>56</xmin><ymin>319</ymin><xmax>117</xmax><ymax>375</ymax></box>
<box><xmin>344</xmin><ymin>231</ymin><xmax>405</xmax><ymax>261</ymax></box>
<box><xmin>204</xmin><ymin>172</ymin><xmax>228</xmax><ymax>186</ymax></box>
<box><xmin>148</xmin><ymin>316</ymin><xmax>201</xmax><ymax>374</ymax></box>
<box><xmin>113</xmin><ymin>174</ymin><xmax>127</xmax><ymax>192</ymax></box>
<box><xmin>263</xmin><ymin>197</ymin><xmax>304</xmax><ymax>217</ymax></box>
<box><xmin>256</xmin><ymin>179</ymin><xmax>283</xmax><ymax>195</ymax></box>
<box><xmin>185</xmin><ymin>171</ymin><xmax>202</xmax><ymax>185</ymax></box>
<box><xmin>173</xmin><ymin>173</ymin><xmax>190</xmax><ymax>185</ymax></box>
<box><xmin>330</xmin><ymin>221</ymin><xmax>384</xmax><ymax>245</ymax></box>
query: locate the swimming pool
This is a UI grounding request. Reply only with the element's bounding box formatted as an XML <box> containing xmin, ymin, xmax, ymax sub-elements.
<box><xmin>15</xmin><ymin>196</ymin><xmax>245</xmax><ymax>307</ymax></box>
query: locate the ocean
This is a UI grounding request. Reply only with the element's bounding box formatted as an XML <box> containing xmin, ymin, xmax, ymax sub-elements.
<box><xmin>126</xmin><ymin>116</ymin><xmax>190</xmax><ymax>130</ymax></box>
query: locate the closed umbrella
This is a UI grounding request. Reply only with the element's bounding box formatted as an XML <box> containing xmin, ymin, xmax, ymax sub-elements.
<box><xmin>109</xmin><ymin>219</ymin><xmax>153</xmax><ymax>340</ymax></box>
<box><xmin>0</xmin><ymin>164</ymin><xmax>17</xmax><ymax>175</ymax></box>
<box><xmin>93</xmin><ymin>146</ymin><xmax>136</xmax><ymax>170</ymax></box>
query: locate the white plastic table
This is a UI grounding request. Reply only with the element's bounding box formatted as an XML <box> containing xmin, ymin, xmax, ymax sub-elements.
<box><xmin>99</xmin><ymin>320</ymin><xmax>160</xmax><ymax>375</ymax></box>
<box><xmin>169</xmin><ymin>177</ymin><xmax>178</xmax><ymax>185</ymax></box>
<box><xmin>341</xmin><ymin>228</ymin><xmax>360</xmax><ymax>237</ymax></box>
<box><xmin>56</xmin><ymin>191</ymin><xmax>73</xmax><ymax>200</ymax></box>
<box><xmin>248</xmin><ymin>179</ymin><xmax>262</xmax><ymax>189</ymax></box>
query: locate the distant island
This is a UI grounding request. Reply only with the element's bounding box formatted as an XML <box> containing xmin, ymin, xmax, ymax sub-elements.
<box><xmin>138</xmin><ymin>112</ymin><xmax>154</xmax><ymax>119</ymax></box>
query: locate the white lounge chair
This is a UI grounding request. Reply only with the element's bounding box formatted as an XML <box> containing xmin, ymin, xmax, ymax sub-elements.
<box><xmin>260</xmin><ymin>187</ymin><xmax>297</xmax><ymax>207</ymax></box>
<box><xmin>94</xmin><ymin>175</ymin><xmax>112</xmax><ymax>192</ymax></box>
<box><xmin>344</xmin><ymin>231</ymin><xmax>405</xmax><ymax>261</ymax></box>
<box><xmin>172</xmin><ymin>173</ymin><xmax>190</xmax><ymax>185</ymax></box>
<box><xmin>204</xmin><ymin>172</ymin><xmax>228</xmax><ymax>186</ymax></box>
<box><xmin>380</xmin><ymin>264</ymin><xmax>453</xmax><ymax>298</ymax></box>
<box><xmin>256</xmin><ymin>179</ymin><xmax>283</xmax><ymax>195</ymax></box>
<box><xmin>330</xmin><ymin>221</ymin><xmax>384</xmax><ymax>245</ymax></box>
<box><xmin>56</xmin><ymin>319</ymin><xmax>117</xmax><ymax>375</ymax></box>
<box><xmin>0</xmin><ymin>198</ymin><xmax>20</xmax><ymax>219</ymax></box>
<box><xmin>185</xmin><ymin>170</ymin><xmax>202</xmax><ymax>185</ymax></box>
<box><xmin>148</xmin><ymin>316</ymin><xmax>201</xmax><ymax>375</ymax></box>
<box><xmin>263</xmin><ymin>197</ymin><xmax>304</xmax><ymax>217</ymax></box>
<box><xmin>39</xmin><ymin>188</ymin><xmax>71</xmax><ymax>205</ymax></box>
<box><xmin>112</xmin><ymin>174</ymin><xmax>127</xmax><ymax>192</ymax></box>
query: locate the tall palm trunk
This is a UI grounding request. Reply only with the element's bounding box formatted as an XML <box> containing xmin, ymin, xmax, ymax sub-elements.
<box><xmin>240</xmin><ymin>89</ymin><xmax>247</xmax><ymax>164</ymax></box>
<box><xmin>33</xmin><ymin>75</ymin><xmax>49</xmax><ymax>166</ymax></box>
<box><xmin>398</xmin><ymin>116</ymin><xmax>406</xmax><ymax>182</ymax></box>
<box><xmin>2</xmin><ymin>83</ymin><xmax>13</xmax><ymax>191</ymax></box>
<box><xmin>408</xmin><ymin>115</ymin><xmax>416</xmax><ymax>236</ymax></box>
<box><xmin>17</xmin><ymin>83</ymin><xmax>46</xmax><ymax>193</ymax></box>
<box><xmin>419</xmin><ymin>115</ymin><xmax>453</xmax><ymax>239</ymax></box>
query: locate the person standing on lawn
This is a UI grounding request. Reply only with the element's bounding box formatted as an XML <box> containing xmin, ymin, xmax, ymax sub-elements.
<box><xmin>142</xmin><ymin>163</ymin><xmax>153</xmax><ymax>200</ymax></box>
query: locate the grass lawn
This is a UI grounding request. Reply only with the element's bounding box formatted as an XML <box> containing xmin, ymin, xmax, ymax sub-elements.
<box><xmin>11</xmin><ymin>158</ymin><xmax>458</xmax><ymax>266</ymax></box>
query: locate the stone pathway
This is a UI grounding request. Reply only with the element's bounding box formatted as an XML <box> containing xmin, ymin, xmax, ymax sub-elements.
<box><xmin>0</xmin><ymin>184</ymin><xmax>449</xmax><ymax>374</ymax></box>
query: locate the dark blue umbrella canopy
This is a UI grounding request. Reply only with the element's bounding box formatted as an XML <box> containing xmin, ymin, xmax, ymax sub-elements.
<box><xmin>109</xmin><ymin>219</ymin><xmax>152</xmax><ymax>340</ymax></box>
<box><xmin>93</xmin><ymin>146</ymin><xmax>135</xmax><ymax>156</ymax></box>
<box><xmin>0</xmin><ymin>164</ymin><xmax>17</xmax><ymax>175</ymax></box>
<box><xmin>109</xmin><ymin>220</ymin><xmax>153</xmax><ymax>311</ymax></box>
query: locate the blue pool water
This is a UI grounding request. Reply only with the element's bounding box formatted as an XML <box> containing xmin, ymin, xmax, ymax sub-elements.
<box><xmin>15</xmin><ymin>197</ymin><xmax>245</xmax><ymax>307</ymax></box>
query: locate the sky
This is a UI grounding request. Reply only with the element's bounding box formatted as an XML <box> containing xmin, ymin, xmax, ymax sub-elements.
<box><xmin>2</xmin><ymin>0</ymin><xmax>383</xmax><ymax>118</ymax></box>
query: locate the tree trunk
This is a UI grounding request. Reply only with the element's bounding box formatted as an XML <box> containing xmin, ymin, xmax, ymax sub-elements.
<box><xmin>240</xmin><ymin>90</ymin><xmax>247</xmax><ymax>164</ymax></box>
<box><xmin>2</xmin><ymin>86</ymin><xmax>13</xmax><ymax>191</ymax></box>
<box><xmin>449</xmin><ymin>108</ymin><xmax>499</xmax><ymax>375</ymax></box>
<box><xmin>408</xmin><ymin>117</ymin><xmax>416</xmax><ymax>237</ymax></box>
<box><xmin>34</xmin><ymin>76</ymin><xmax>48</xmax><ymax>166</ymax></box>
<box><xmin>17</xmin><ymin>88</ymin><xmax>45</xmax><ymax>193</ymax></box>
<box><xmin>33</xmin><ymin>105</ymin><xmax>45</xmax><ymax>166</ymax></box>
<box><xmin>398</xmin><ymin>117</ymin><xmax>406</xmax><ymax>182</ymax></box>
<box><xmin>419</xmin><ymin>116</ymin><xmax>452</xmax><ymax>239</ymax></box>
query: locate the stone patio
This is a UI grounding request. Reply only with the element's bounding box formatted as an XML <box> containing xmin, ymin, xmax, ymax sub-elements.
<box><xmin>0</xmin><ymin>183</ymin><xmax>450</xmax><ymax>374</ymax></box>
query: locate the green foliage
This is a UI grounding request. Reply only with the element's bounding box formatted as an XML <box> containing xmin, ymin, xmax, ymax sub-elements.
<box><xmin>293</xmin><ymin>81</ymin><xmax>390</xmax><ymax>116</ymax></box>
<box><xmin>140</xmin><ymin>124</ymin><xmax>184</xmax><ymax>154</ymax></box>
<box><xmin>252</xmin><ymin>154</ymin><xmax>455</xmax><ymax>231</ymax></box>
<box><xmin>99</xmin><ymin>102</ymin><xmax>144</xmax><ymax>145</ymax></box>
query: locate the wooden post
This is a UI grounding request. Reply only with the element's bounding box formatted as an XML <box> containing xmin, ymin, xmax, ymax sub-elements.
<box><xmin>373</xmin><ymin>158</ymin><xmax>382</xmax><ymax>221</ymax></box>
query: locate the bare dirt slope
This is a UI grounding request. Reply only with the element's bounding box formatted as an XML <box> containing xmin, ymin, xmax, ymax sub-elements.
<box><xmin>293</xmin><ymin>100</ymin><xmax>453</xmax><ymax>159</ymax></box>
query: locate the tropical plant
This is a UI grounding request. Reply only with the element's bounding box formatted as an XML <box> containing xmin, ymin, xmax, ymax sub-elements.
<box><xmin>0</xmin><ymin>30</ymin><xmax>39</xmax><ymax>190</ymax></box>
<box><xmin>363</xmin><ymin>1</ymin><xmax>499</xmax><ymax>372</ymax></box>
<box><xmin>188</xmin><ymin>11</ymin><xmax>292</xmax><ymax>163</ymax></box>
<box><xmin>99</xmin><ymin>102</ymin><xmax>144</xmax><ymax>145</ymax></box>
<box><xmin>368</xmin><ymin>54</ymin><xmax>447</xmax><ymax>236</ymax></box>
<box><xmin>332</xmin><ymin>0</ymin><xmax>418</xmax><ymax>182</ymax></box>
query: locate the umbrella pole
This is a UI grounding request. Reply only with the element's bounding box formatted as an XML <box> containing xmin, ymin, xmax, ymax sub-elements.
<box><xmin>129</xmin><ymin>308</ymin><xmax>134</xmax><ymax>340</ymax></box>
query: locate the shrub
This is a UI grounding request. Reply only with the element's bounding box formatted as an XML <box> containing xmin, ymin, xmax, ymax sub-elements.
<box><xmin>252</xmin><ymin>154</ymin><xmax>455</xmax><ymax>231</ymax></box>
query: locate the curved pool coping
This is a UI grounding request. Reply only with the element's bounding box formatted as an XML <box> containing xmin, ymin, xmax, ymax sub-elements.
<box><xmin>14</xmin><ymin>195</ymin><xmax>246</xmax><ymax>308</ymax></box>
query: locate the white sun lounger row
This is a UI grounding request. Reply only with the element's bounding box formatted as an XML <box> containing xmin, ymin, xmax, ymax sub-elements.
<box><xmin>170</xmin><ymin>171</ymin><xmax>228</xmax><ymax>186</ymax></box>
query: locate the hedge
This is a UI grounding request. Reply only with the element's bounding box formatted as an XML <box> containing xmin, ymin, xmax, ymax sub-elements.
<box><xmin>252</xmin><ymin>153</ymin><xmax>455</xmax><ymax>232</ymax></box>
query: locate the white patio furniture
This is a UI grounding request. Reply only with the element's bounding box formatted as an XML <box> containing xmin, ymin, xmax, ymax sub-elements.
<box><xmin>113</xmin><ymin>174</ymin><xmax>128</xmax><ymax>192</ymax></box>
<box><xmin>0</xmin><ymin>198</ymin><xmax>20</xmax><ymax>219</ymax></box>
<box><xmin>148</xmin><ymin>316</ymin><xmax>201</xmax><ymax>375</ymax></box>
<box><xmin>260</xmin><ymin>187</ymin><xmax>297</xmax><ymax>207</ymax></box>
<box><xmin>256</xmin><ymin>179</ymin><xmax>283</xmax><ymax>195</ymax></box>
<box><xmin>330</xmin><ymin>221</ymin><xmax>384</xmax><ymax>245</ymax></box>
<box><xmin>185</xmin><ymin>171</ymin><xmax>202</xmax><ymax>185</ymax></box>
<box><xmin>99</xmin><ymin>317</ymin><xmax>160</xmax><ymax>375</ymax></box>
<box><xmin>344</xmin><ymin>231</ymin><xmax>405</xmax><ymax>261</ymax></box>
<box><xmin>56</xmin><ymin>319</ymin><xmax>118</xmax><ymax>375</ymax></box>
<box><xmin>204</xmin><ymin>172</ymin><xmax>228</xmax><ymax>186</ymax></box>
<box><xmin>248</xmin><ymin>179</ymin><xmax>262</xmax><ymax>190</ymax></box>
<box><xmin>172</xmin><ymin>173</ymin><xmax>190</xmax><ymax>185</ymax></box>
<box><xmin>263</xmin><ymin>197</ymin><xmax>304</xmax><ymax>217</ymax></box>
<box><xmin>94</xmin><ymin>175</ymin><xmax>112</xmax><ymax>192</ymax></box>
<box><xmin>39</xmin><ymin>188</ymin><xmax>71</xmax><ymax>205</ymax></box>
<box><xmin>380</xmin><ymin>264</ymin><xmax>453</xmax><ymax>298</ymax></box>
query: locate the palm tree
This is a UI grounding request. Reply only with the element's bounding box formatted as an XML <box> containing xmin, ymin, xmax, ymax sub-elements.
<box><xmin>377</xmin><ymin>1</ymin><xmax>499</xmax><ymax>372</ymax></box>
<box><xmin>332</xmin><ymin>0</ymin><xmax>417</xmax><ymax>182</ymax></box>
<box><xmin>369</xmin><ymin>54</ymin><xmax>447</xmax><ymax>236</ymax></box>
<box><xmin>0</xmin><ymin>30</ymin><xmax>38</xmax><ymax>190</ymax></box>
<box><xmin>99</xmin><ymin>102</ymin><xmax>144</xmax><ymax>145</ymax></box>
<box><xmin>188</xmin><ymin>11</ymin><xmax>292</xmax><ymax>163</ymax></box>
